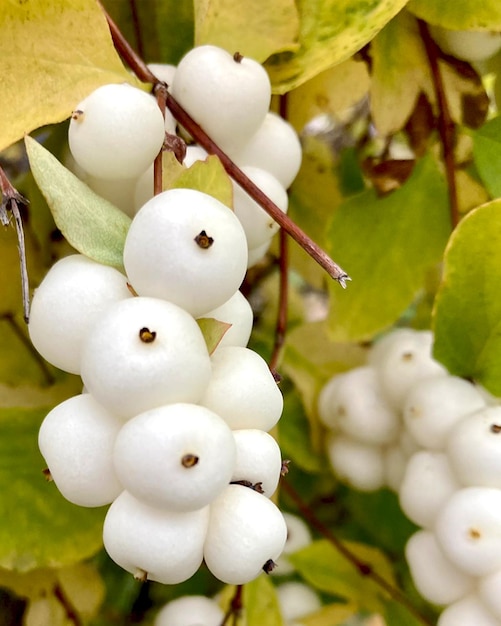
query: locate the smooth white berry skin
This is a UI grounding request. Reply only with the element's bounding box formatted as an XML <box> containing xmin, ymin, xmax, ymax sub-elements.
<box><xmin>447</xmin><ymin>406</ymin><xmax>501</xmax><ymax>488</ymax></box>
<box><xmin>430</xmin><ymin>26</ymin><xmax>501</xmax><ymax>63</ymax></box>
<box><xmin>399</xmin><ymin>451</ymin><xmax>460</xmax><ymax>529</ymax></box>
<box><xmin>403</xmin><ymin>375</ymin><xmax>486</xmax><ymax>451</ymax></box>
<box><xmin>80</xmin><ymin>297</ymin><xmax>211</xmax><ymax>419</ymax></box>
<box><xmin>154</xmin><ymin>595</ymin><xmax>224</xmax><ymax>626</ymax></box>
<box><xmin>383</xmin><ymin>444</ymin><xmax>407</xmax><ymax>492</ymax></box>
<box><xmin>438</xmin><ymin>594</ymin><xmax>500</xmax><ymax>626</ymax></box>
<box><xmin>276</xmin><ymin>582</ymin><xmax>322</xmax><ymax>622</ymax></box>
<box><xmin>113</xmin><ymin>404</ymin><xmax>236</xmax><ymax>512</ymax></box>
<box><xmin>326</xmin><ymin>433</ymin><xmax>385</xmax><ymax>492</ymax></box>
<box><xmin>247</xmin><ymin>239</ymin><xmax>271</xmax><ymax>268</ymax></box>
<box><xmin>171</xmin><ymin>45</ymin><xmax>271</xmax><ymax>153</ymax></box>
<box><xmin>200</xmin><ymin>346</ymin><xmax>283</xmax><ymax>431</ymax></box>
<box><xmin>435</xmin><ymin>487</ymin><xmax>501</xmax><ymax>577</ymax></box>
<box><xmin>85</xmin><ymin>174</ymin><xmax>138</xmax><ymax>218</ymax></box>
<box><xmin>232</xmin><ymin>112</ymin><xmax>302</xmax><ymax>188</ymax></box>
<box><xmin>38</xmin><ymin>394</ymin><xmax>123</xmax><ymax>507</ymax></box>
<box><xmin>103</xmin><ymin>491</ymin><xmax>209</xmax><ymax>585</ymax></box>
<box><xmin>479</xmin><ymin>569</ymin><xmax>501</xmax><ymax>620</ymax></box>
<box><xmin>405</xmin><ymin>530</ymin><xmax>475</xmax><ymax>606</ymax></box>
<box><xmin>369</xmin><ymin>329</ymin><xmax>448</xmax><ymax>410</ymax></box>
<box><xmin>123</xmin><ymin>188</ymin><xmax>248</xmax><ymax>316</ymax></box>
<box><xmin>201</xmin><ymin>290</ymin><xmax>253</xmax><ymax>350</ymax></box>
<box><xmin>203</xmin><ymin>484</ymin><xmax>287</xmax><ymax>585</ymax></box>
<box><xmin>28</xmin><ymin>254</ymin><xmax>131</xmax><ymax>374</ymax></box>
<box><xmin>273</xmin><ymin>513</ymin><xmax>313</xmax><ymax>576</ymax></box>
<box><xmin>68</xmin><ymin>83</ymin><xmax>165</xmax><ymax>180</ymax></box>
<box><xmin>232</xmin><ymin>166</ymin><xmax>288</xmax><ymax>249</ymax></box>
<box><xmin>317</xmin><ymin>366</ymin><xmax>400</xmax><ymax>445</ymax></box>
<box><xmin>231</xmin><ymin>429</ymin><xmax>282</xmax><ymax>497</ymax></box>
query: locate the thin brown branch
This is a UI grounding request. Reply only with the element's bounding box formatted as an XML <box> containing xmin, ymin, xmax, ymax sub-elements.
<box><xmin>417</xmin><ymin>19</ymin><xmax>459</xmax><ymax>229</ymax></box>
<box><xmin>281</xmin><ymin>479</ymin><xmax>434</xmax><ymax>626</ymax></box>
<box><xmin>101</xmin><ymin>4</ymin><xmax>350</xmax><ymax>287</ymax></box>
<box><xmin>53</xmin><ymin>583</ymin><xmax>83</xmax><ymax>626</ymax></box>
<box><xmin>153</xmin><ymin>83</ymin><xmax>167</xmax><ymax>196</ymax></box>
<box><xmin>220</xmin><ymin>584</ymin><xmax>244</xmax><ymax>626</ymax></box>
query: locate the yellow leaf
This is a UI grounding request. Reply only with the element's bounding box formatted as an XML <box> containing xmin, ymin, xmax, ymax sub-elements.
<box><xmin>194</xmin><ymin>0</ymin><xmax>300</xmax><ymax>62</ymax></box>
<box><xmin>0</xmin><ymin>0</ymin><xmax>136</xmax><ymax>152</ymax></box>
<box><xmin>408</xmin><ymin>0</ymin><xmax>501</xmax><ymax>29</ymax></box>
<box><xmin>172</xmin><ymin>155</ymin><xmax>234</xmax><ymax>208</ymax></box>
<box><xmin>301</xmin><ymin>602</ymin><xmax>359</xmax><ymax>626</ymax></box>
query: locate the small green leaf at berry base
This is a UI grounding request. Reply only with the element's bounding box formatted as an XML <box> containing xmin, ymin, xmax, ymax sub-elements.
<box><xmin>197</xmin><ymin>318</ymin><xmax>232</xmax><ymax>355</ymax></box>
<box><xmin>172</xmin><ymin>155</ymin><xmax>234</xmax><ymax>209</ymax></box>
<box><xmin>25</xmin><ymin>135</ymin><xmax>131</xmax><ymax>270</ymax></box>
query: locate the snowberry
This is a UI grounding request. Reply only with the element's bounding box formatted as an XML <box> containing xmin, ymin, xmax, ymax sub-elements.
<box><xmin>28</xmin><ymin>254</ymin><xmax>131</xmax><ymax>374</ymax></box>
<box><xmin>437</xmin><ymin>594</ymin><xmax>500</xmax><ymax>626</ymax></box>
<box><xmin>399</xmin><ymin>450</ymin><xmax>460</xmax><ymax>529</ymax></box>
<box><xmin>38</xmin><ymin>394</ymin><xmax>123</xmax><ymax>507</ymax></box>
<box><xmin>103</xmin><ymin>491</ymin><xmax>209</xmax><ymax>584</ymax></box>
<box><xmin>85</xmin><ymin>174</ymin><xmax>138</xmax><ymax>218</ymax></box>
<box><xmin>123</xmin><ymin>188</ymin><xmax>248</xmax><ymax>316</ymax></box>
<box><xmin>276</xmin><ymin>582</ymin><xmax>322</xmax><ymax>623</ymax></box>
<box><xmin>200</xmin><ymin>290</ymin><xmax>253</xmax><ymax>350</ymax></box>
<box><xmin>171</xmin><ymin>45</ymin><xmax>271</xmax><ymax>153</ymax></box>
<box><xmin>113</xmin><ymin>404</ymin><xmax>236</xmax><ymax>511</ymax></box>
<box><xmin>369</xmin><ymin>329</ymin><xmax>447</xmax><ymax>410</ymax></box>
<box><xmin>232</xmin><ymin>166</ymin><xmax>288</xmax><ymax>249</ymax></box>
<box><xmin>383</xmin><ymin>444</ymin><xmax>407</xmax><ymax>492</ymax></box>
<box><xmin>430</xmin><ymin>26</ymin><xmax>501</xmax><ymax>62</ymax></box>
<box><xmin>247</xmin><ymin>239</ymin><xmax>271</xmax><ymax>268</ymax></box>
<box><xmin>80</xmin><ymin>296</ymin><xmax>211</xmax><ymax>419</ymax></box>
<box><xmin>479</xmin><ymin>569</ymin><xmax>501</xmax><ymax>620</ymax></box>
<box><xmin>200</xmin><ymin>346</ymin><xmax>283</xmax><ymax>431</ymax></box>
<box><xmin>405</xmin><ymin>530</ymin><xmax>475</xmax><ymax>606</ymax></box>
<box><xmin>68</xmin><ymin>83</ymin><xmax>165</xmax><ymax>179</ymax></box>
<box><xmin>403</xmin><ymin>375</ymin><xmax>485</xmax><ymax>450</ymax></box>
<box><xmin>446</xmin><ymin>406</ymin><xmax>501</xmax><ymax>488</ymax></box>
<box><xmin>203</xmin><ymin>484</ymin><xmax>287</xmax><ymax>584</ymax></box>
<box><xmin>154</xmin><ymin>595</ymin><xmax>224</xmax><ymax>626</ymax></box>
<box><xmin>435</xmin><ymin>487</ymin><xmax>501</xmax><ymax>576</ymax></box>
<box><xmin>326</xmin><ymin>433</ymin><xmax>385</xmax><ymax>492</ymax></box>
<box><xmin>231</xmin><ymin>429</ymin><xmax>282</xmax><ymax>497</ymax></box>
<box><xmin>233</xmin><ymin>112</ymin><xmax>302</xmax><ymax>188</ymax></box>
<box><xmin>318</xmin><ymin>366</ymin><xmax>400</xmax><ymax>445</ymax></box>
<box><xmin>273</xmin><ymin>512</ymin><xmax>313</xmax><ymax>576</ymax></box>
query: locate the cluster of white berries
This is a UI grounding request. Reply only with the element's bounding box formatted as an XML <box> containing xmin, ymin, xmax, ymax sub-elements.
<box><xmin>28</xmin><ymin>44</ymin><xmax>306</xmax><ymax>587</ymax></box>
<box><xmin>67</xmin><ymin>44</ymin><xmax>301</xmax><ymax>268</ymax></box>
<box><xmin>318</xmin><ymin>328</ymin><xmax>501</xmax><ymax>625</ymax></box>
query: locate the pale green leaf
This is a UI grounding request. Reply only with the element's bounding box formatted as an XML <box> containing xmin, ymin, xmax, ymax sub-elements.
<box><xmin>433</xmin><ymin>198</ymin><xmax>501</xmax><ymax>394</ymax></box>
<box><xmin>326</xmin><ymin>156</ymin><xmax>450</xmax><ymax>342</ymax></box>
<box><xmin>197</xmin><ymin>318</ymin><xmax>232</xmax><ymax>355</ymax></box>
<box><xmin>370</xmin><ymin>12</ymin><xmax>431</xmax><ymax>135</ymax></box>
<box><xmin>0</xmin><ymin>0</ymin><xmax>136</xmax><ymax>152</ymax></box>
<box><xmin>473</xmin><ymin>117</ymin><xmax>501</xmax><ymax>199</ymax></box>
<box><xmin>172</xmin><ymin>155</ymin><xmax>234</xmax><ymax>208</ymax></box>
<box><xmin>407</xmin><ymin>0</ymin><xmax>501</xmax><ymax>29</ymax></box>
<box><xmin>25</xmin><ymin>136</ymin><xmax>131</xmax><ymax>269</ymax></box>
<box><xmin>289</xmin><ymin>539</ymin><xmax>395</xmax><ymax>613</ymax></box>
<box><xmin>245</xmin><ymin>574</ymin><xmax>283</xmax><ymax>626</ymax></box>
<box><xmin>0</xmin><ymin>406</ymin><xmax>105</xmax><ymax>571</ymax></box>
<box><xmin>300</xmin><ymin>602</ymin><xmax>358</xmax><ymax>626</ymax></box>
<box><xmin>194</xmin><ymin>0</ymin><xmax>300</xmax><ymax>62</ymax></box>
<box><xmin>265</xmin><ymin>0</ymin><xmax>409</xmax><ymax>94</ymax></box>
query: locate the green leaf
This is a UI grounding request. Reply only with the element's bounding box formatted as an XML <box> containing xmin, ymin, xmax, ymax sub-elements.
<box><xmin>433</xmin><ymin>198</ymin><xmax>501</xmax><ymax>394</ymax></box>
<box><xmin>0</xmin><ymin>406</ymin><xmax>105</xmax><ymax>571</ymax></box>
<box><xmin>194</xmin><ymin>0</ymin><xmax>300</xmax><ymax>62</ymax></box>
<box><xmin>301</xmin><ymin>602</ymin><xmax>358</xmax><ymax>626</ymax></box>
<box><xmin>0</xmin><ymin>0</ymin><xmax>135</xmax><ymax>152</ymax></box>
<box><xmin>197</xmin><ymin>318</ymin><xmax>232</xmax><ymax>355</ymax></box>
<box><xmin>172</xmin><ymin>156</ymin><xmax>234</xmax><ymax>208</ymax></box>
<box><xmin>473</xmin><ymin>117</ymin><xmax>501</xmax><ymax>199</ymax></box>
<box><xmin>25</xmin><ymin>135</ymin><xmax>131</xmax><ymax>269</ymax></box>
<box><xmin>265</xmin><ymin>0</ymin><xmax>409</xmax><ymax>94</ymax></box>
<box><xmin>326</xmin><ymin>156</ymin><xmax>450</xmax><ymax>342</ymax></box>
<box><xmin>245</xmin><ymin>574</ymin><xmax>283</xmax><ymax>626</ymax></box>
<box><xmin>407</xmin><ymin>0</ymin><xmax>501</xmax><ymax>29</ymax></box>
<box><xmin>289</xmin><ymin>539</ymin><xmax>395</xmax><ymax>613</ymax></box>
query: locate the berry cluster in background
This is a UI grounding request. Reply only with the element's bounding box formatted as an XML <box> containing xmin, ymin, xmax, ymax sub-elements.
<box><xmin>28</xmin><ymin>43</ymin><xmax>306</xmax><ymax>589</ymax></box>
<box><xmin>319</xmin><ymin>328</ymin><xmax>501</xmax><ymax>625</ymax></box>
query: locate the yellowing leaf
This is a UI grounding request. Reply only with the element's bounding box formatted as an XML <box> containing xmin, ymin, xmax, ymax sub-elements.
<box><xmin>265</xmin><ymin>0</ymin><xmax>409</xmax><ymax>94</ymax></box>
<box><xmin>473</xmin><ymin>117</ymin><xmax>501</xmax><ymax>198</ymax></box>
<box><xmin>408</xmin><ymin>0</ymin><xmax>501</xmax><ymax>29</ymax></box>
<box><xmin>301</xmin><ymin>602</ymin><xmax>359</xmax><ymax>626</ymax></box>
<box><xmin>370</xmin><ymin>12</ymin><xmax>431</xmax><ymax>135</ymax></box>
<box><xmin>197</xmin><ymin>318</ymin><xmax>232</xmax><ymax>355</ymax></box>
<box><xmin>25</xmin><ymin>136</ymin><xmax>131</xmax><ymax>269</ymax></box>
<box><xmin>326</xmin><ymin>155</ymin><xmax>450</xmax><ymax>342</ymax></box>
<box><xmin>245</xmin><ymin>575</ymin><xmax>283</xmax><ymax>626</ymax></box>
<box><xmin>172</xmin><ymin>155</ymin><xmax>234</xmax><ymax>208</ymax></box>
<box><xmin>0</xmin><ymin>0</ymin><xmax>135</xmax><ymax>152</ymax></box>
<box><xmin>433</xmin><ymin>198</ymin><xmax>501</xmax><ymax>395</ymax></box>
<box><xmin>194</xmin><ymin>0</ymin><xmax>300</xmax><ymax>62</ymax></box>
